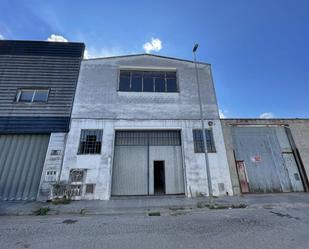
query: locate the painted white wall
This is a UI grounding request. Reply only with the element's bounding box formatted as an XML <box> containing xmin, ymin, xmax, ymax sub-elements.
<box><xmin>59</xmin><ymin>55</ymin><xmax>233</xmax><ymax>200</ymax></box>
<box><xmin>61</xmin><ymin>119</ymin><xmax>233</xmax><ymax>200</ymax></box>
<box><xmin>37</xmin><ymin>133</ymin><xmax>67</xmax><ymax>201</ymax></box>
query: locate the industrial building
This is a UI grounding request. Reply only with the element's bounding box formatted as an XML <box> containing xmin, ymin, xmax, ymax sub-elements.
<box><xmin>1</xmin><ymin>40</ymin><xmax>309</xmax><ymax>202</ymax></box>
<box><xmin>60</xmin><ymin>54</ymin><xmax>233</xmax><ymax>200</ymax></box>
<box><xmin>0</xmin><ymin>40</ymin><xmax>85</xmax><ymax>201</ymax></box>
<box><xmin>222</xmin><ymin>119</ymin><xmax>309</xmax><ymax>195</ymax></box>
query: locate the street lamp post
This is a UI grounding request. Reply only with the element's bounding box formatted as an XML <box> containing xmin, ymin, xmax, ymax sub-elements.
<box><xmin>193</xmin><ymin>43</ymin><xmax>213</xmax><ymax>197</ymax></box>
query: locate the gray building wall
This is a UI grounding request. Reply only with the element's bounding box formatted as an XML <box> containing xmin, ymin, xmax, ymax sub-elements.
<box><xmin>72</xmin><ymin>54</ymin><xmax>219</xmax><ymax>120</ymax></box>
<box><xmin>221</xmin><ymin>119</ymin><xmax>309</xmax><ymax>195</ymax></box>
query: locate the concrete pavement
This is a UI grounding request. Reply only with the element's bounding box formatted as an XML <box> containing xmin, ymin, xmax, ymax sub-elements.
<box><xmin>1</xmin><ymin>193</ymin><xmax>309</xmax><ymax>216</ymax></box>
<box><xmin>0</xmin><ymin>205</ymin><xmax>309</xmax><ymax>249</ymax></box>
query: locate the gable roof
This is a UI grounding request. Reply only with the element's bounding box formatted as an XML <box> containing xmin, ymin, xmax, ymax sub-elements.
<box><xmin>84</xmin><ymin>53</ymin><xmax>210</xmax><ymax>65</ymax></box>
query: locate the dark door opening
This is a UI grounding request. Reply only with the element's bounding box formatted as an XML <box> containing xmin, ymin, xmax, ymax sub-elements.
<box><xmin>154</xmin><ymin>161</ymin><xmax>165</xmax><ymax>195</ymax></box>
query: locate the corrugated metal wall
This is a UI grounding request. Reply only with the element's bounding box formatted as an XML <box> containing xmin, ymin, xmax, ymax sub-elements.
<box><xmin>112</xmin><ymin>130</ymin><xmax>184</xmax><ymax>196</ymax></box>
<box><xmin>0</xmin><ymin>134</ymin><xmax>50</xmax><ymax>200</ymax></box>
<box><xmin>232</xmin><ymin>127</ymin><xmax>304</xmax><ymax>193</ymax></box>
<box><xmin>0</xmin><ymin>40</ymin><xmax>84</xmax><ymax>133</ymax></box>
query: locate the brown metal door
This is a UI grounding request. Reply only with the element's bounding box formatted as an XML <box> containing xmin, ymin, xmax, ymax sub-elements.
<box><xmin>236</xmin><ymin>160</ymin><xmax>249</xmax><ymax>193</ymax></box>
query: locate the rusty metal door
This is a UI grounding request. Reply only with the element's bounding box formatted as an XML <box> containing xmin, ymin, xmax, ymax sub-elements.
<box><xmin>236</xmin><ymin>161</ymin><xmax>249</xmax><ymax>193</ymax></box>
<box><xmin>232</xmin><ymin>127</ymin><xmax>293</xmax><ymax>193</ymax></box>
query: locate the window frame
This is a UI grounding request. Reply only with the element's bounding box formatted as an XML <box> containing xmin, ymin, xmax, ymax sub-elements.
<box><xmin>77</xmin><ymin>129</ymin><xmax>103</xmax><ymax>155</ymax></box>
<box><xmin>192</xmin><ymin>128</ymin><xmax>216</xmax><ymax>153</ymax></box>
<box><xmin>16</xmin><ymin>88</ymin><xmax>50</xmax><ymax>103</ymax></box>
<box><xmin>117</xmin><ymin>69</ymin><xmax>179</xmax><ymax>93</ymax></box>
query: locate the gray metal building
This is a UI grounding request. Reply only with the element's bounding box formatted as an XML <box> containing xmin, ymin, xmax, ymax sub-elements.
<box><xmin>222</xmin><ymin>119</ymin><xmax>309</xmax><ymax>195</ymax></box>
<box><xmin>0</xmin><ymin>40</ymin><xmax>84</xmax><ymax>201</ymax></box>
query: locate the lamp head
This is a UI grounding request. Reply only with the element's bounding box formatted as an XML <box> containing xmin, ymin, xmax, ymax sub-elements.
<box><xmin>193</xmin><ymin>43</ymin><xmax>199</xmax><ymax>52</ymax></box>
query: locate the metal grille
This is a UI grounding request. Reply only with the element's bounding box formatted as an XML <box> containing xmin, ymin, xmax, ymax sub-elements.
<box><xmin>115</xmin><ymin>131</ymin><xmax>181</xmax><ymax>146</ymax></box>
<box><xmin>193</xmin><ymin>129</ymin><xmax>216</xmax><ymax>153</ymax></box>
<box><xmin>69</xmin><ymin>169</ymin><xmax>85</xmax><ymax>183</ymax></box>
<box><xmin>78</xmin><ymin>130</ymin><xmax>103</xmax><ymax>154</ymax></box>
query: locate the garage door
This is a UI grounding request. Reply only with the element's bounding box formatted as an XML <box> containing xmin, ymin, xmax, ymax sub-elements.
<box><xmin>111</xmin><ymin>130</ymin><xmax>185</xmax><ymax>196</ymax></box>
<box><xmin>0</xmin><ymin>134</ymin><xmax>50</xmax><ymax>201</ymax></box>
<box><xmin>232</xmin><ymin>127</ymin><xmax>304</xmax><ymax>193</ymax></box>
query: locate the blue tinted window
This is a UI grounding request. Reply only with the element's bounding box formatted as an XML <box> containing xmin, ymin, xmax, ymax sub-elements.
<box><xmin>119</xmin><ymin>76</ymin><xmax>131</xmax><ymax>91</ymax></box>
<box><xmin>155</xmin><ymin>77</ymin><xmax>165</xmax><ymax>92</ymax></box>
<box><xmin>19</xmin><ymin>90</ymin><xmax>34</xmax><ymax>102</ymax></box>
<box><xmin>33</xmin><ymin>90</ymin><xmax>49</xmax><ymax>102</ymax></box>
<box><xmin>166</xmin><ymin>78</ymin><xmax>177</xmax><ymax>92</ymax></box>
<box><xmin>131</xmin><ymin>75</ymin><xmax>142</xmax><ymax>91</ymax></box>
<box><xmin>143</xmin><ymin>77</ymin><xmax>153</xmax><ymax>92</ymax></box>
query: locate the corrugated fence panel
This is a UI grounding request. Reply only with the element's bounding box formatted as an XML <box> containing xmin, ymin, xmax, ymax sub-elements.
<box><xmin>0</xmin><ymin>134</ymin><xmax>50</xmax><ymax>200</ymax></box>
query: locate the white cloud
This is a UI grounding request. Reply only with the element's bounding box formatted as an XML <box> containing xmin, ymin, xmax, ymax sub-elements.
<box><xmin>143</xmin><ymin>38</ymin><xmax>162</xmax><ymax>53</ymax></box>
<box><xmin>83</xmin><ymin>49</ymin><xmax>89</xmax><ymax>59</ymax></box>
<box><xmin>219</xmin><ymin>109</ymin><xmax>227</xmax><ymax>119</ymax></box>
<box><xmin>84</xmin><ymin>47</ymin><xmax>125</xmax><ymax>59</ymax></box>
<box><xmin>45</xmin><ymin>34</ymin><xmax>124</xmax><ymax>59</ymax></box>
<box><xmin>0</xmin><ymin>34</ymin><xmax>4</xmax><ymax>40</ymax></box>
<box><xmin>47</xmin><ymin>34</ymin><xmax>68</xmax><ymax>42</ymax></box>
<box><xmin>259</xmin><ymin>112</ymin><xmax>275</xmax><ymax>119</ymax></box>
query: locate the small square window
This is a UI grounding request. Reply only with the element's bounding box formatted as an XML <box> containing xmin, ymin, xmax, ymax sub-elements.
<box><xmin>19</xmin><ymin>90</ymin><xmax>34</xmax><ymax>102</ymax></box>
<box><xmin>86</xmin><ymin>184</ymin><xmax>95</xmax><ymax>194</ymax></box>
<box><xmin>78</xmin><ymin>129</ymin><xmax>103</xmax><ymax>154</ymax></box>
<box><xmin>33</xmin><ymin>90</ymin><xmax>49</xmax><ymax>102</ymax></box>
<box><xmin>16</xmin><ymin>89</ymin><xmax>49</xmax><ymax>102</ymax></box>
<box><xmin>193</xmin><ymin>129</ymin><xmax>216</xmax><ymax>153</ymax></box>
<box><xmin>50</xmin><ymin>150</ymin><xmax>61</xmax><ymax>156</ymax></box>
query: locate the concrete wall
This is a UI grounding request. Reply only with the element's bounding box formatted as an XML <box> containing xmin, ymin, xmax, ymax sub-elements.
<box><xmin>37</xmin><ymin>133</ymin><xmax>67</xmax><ymax>201</ymax></box>
<box><xmin>60</xmin><ymin>55</ymin><xmax>232</xmax><ymax>200</ymax></box>
<box><xmin>61</xmin><ymin>119</ymin><xmax>233</xmax><ymax>200</ymax></box>
<box><xmin>72</xmin><ymin>55</ymin><xmax>219</xmax><ymax>120</ymax></box>
<box><xmin>221</xmin><ymin>119</ymin><xmax>309</xmax><ymax>195</ymax></box>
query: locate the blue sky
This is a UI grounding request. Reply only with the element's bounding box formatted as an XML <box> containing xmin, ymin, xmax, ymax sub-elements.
<box><xmin>1</xmin><ymin>0</ymin><xmax>309</xmax><ymax>118</ymax></box>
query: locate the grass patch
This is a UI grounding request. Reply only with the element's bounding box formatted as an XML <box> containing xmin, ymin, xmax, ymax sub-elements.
<box><xmin>34</xmin><ymin>207</ymin><xmax>50</xmax><ymax>216</ymax></box>
<box><xmin>169</xmin><ymin>207</ymin><xmax>185</xmax><ymax>211</ymax></box>
<box><xmin>197</xmin><ymin>202</ymin><xmax>209</xmax><ymax>209</ymax></box>
<box><xmin>148</xmin><ymin>212</ymin><xmax>161</xmax><ymax>216</ymax></box>
<box><xmin>231</xmin><ymin>203</ymin><xmax>247</xmax><ymax>209</ymax></box>
<box><xmin>51</xmin><ymin>197</ymin><xmax>71</xmax><ymax>205</ymax></box>
<box><xmin>208</xmin><ymin>204</ymin><xmax>229</xmax><ymax>210</ymax></box>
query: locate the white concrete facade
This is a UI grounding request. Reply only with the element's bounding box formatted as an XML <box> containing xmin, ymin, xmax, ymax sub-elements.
<box><xmin>60</xmin><ymin>54</ymin><xmax>233</xmax><ymax>200</ymax></box>
<box><xmin>37</xmin><ymin>132</ymin><xmax>67</xmax><ymax>200</ymax></box>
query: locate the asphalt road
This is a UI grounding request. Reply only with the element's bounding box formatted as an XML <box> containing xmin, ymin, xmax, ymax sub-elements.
<box><xmin>1</xmin><ymin>207</ymin><xmax>309</xmax><ymax>249</ymax></box>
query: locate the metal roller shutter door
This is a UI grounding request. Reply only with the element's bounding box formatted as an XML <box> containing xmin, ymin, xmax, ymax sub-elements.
<box><xmin>0</xmin><ymin>134</ymin><xmax>50</xmax><ymax>200</ymax></box>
